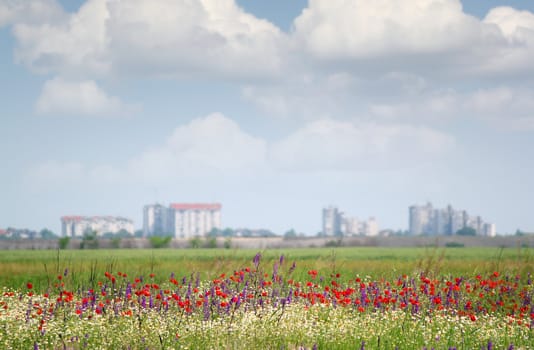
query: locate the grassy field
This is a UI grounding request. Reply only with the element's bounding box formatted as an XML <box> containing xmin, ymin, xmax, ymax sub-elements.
<box><xmin>1</xmin><ymin>246</ymin><xmax>532</xmax><ymax>292</ymax></box>
<box><xmin>1</xmin><ymin>247</ymin><xmax>533</xmax><ymax>349</ymax></box>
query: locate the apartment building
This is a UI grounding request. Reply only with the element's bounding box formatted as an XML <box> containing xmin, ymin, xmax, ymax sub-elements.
<box><xmin>61</xmin><ymin>216</ymin><xmax>134</xmax><ymax>237</ymax></box>
<box><xmin>143</xmin><ymin>203</ymin><xmax>222</xmax><ymax>238</ymax></box>
<box><xmin>322</xmin><ymin>206</ymin><xmax>379</xmax><ymax>236</ymax></box>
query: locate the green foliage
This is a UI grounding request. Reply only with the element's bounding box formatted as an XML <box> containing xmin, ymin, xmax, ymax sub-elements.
<box><xmin>39</xmin><ymin>228</ymin><xmax>57</xmax><ymax>239</ymax></box>
<box><xmin>204</xmin><ymin>237</ymin><xmax>217</xmax><ymax>249</ymax></box>
<box><xmin>325</xmin><ymin>239</ymin><xmax>343</xmax><ymax>247</ymax></box>
<box><xmin>223</xmin><ymin>237</ymin><xmax>232</xmax><ymax>249</ymax></box>
<box><xmin>456</xmin><ymin>227</ymin><xmax>477</xmax><ymax>236</ymax></box>
<box><xmin>80</xmin><ymin>231</ymin><xmax>99</xmax><ymax>249</ymax></box>
<box><xmin>207</xmin><ymin>228</ymin><xmax>222</xmax><ymax>237</ymax></box>
<box><xmin>102</xmin><ymin>229</ymin><xmax>133</xmax><ymax>239</ymax></box>
<box><xmin>284</xmin><ymin>228</ymin><xmax>297</xmax><ymax>239</ymax></box>
<box><xmin>110</xmin><ymin>237</ymin><xmax>121</xmax><ymax>249</ymax></box>
<box><xmin>149</xmin><ymin>236</ymin><xmax>172</xmax><ymax>249</ymax></box>
<box><xmin>222</xmin><ymin>228</ymin><xmax>234</xmax><ymax>237</ymax></box>
<box><xmin>189</xmin><ymin>237</ymin><xmax>202</xmax><ymax>248</ymax></box>
<box><xmin>445</xmin><ymin>242</ymin><xmax>465</xmax><ymax>248</ymax></box>
<box><xmin>58</xmin><ymin>236</ymin><xmax>70</xmax><ymax>250</ymax></box>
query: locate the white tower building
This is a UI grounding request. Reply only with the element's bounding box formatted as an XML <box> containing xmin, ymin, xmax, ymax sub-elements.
<box><xmin>170</xmin><ymin>203</ymin><xmax>222</xmax><ymax>238</ymax></box>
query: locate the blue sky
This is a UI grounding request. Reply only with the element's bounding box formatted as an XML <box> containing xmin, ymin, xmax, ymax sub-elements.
<box><xmin>1</xmin><ymin>0</ymin><xmax>534</xmax><ymax>235</ymax></box>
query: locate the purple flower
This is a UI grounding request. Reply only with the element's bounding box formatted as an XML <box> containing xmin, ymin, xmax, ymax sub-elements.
<box><xmin>253</xmin><ymin>252</ymin><xmax>262</xmax><ymax>268</ymax></box>
<box><xmin>203</xmin><ymin>299</ymin><xmax>210</xmax><ymax>320</ymax></box>
<box><xmin>272</xmin><ymin>262</ymin><xmax>279</xmax><ymax>280</ymax></box>
<box><xmin>289</xmin><ymin>262</ymin><xmax>296</xmax><ymax>274</ymax></box>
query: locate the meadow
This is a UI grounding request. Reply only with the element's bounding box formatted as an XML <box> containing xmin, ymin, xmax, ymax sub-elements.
<box><xmin>1</xmin><ymin>247</ymin><xmax>533</xmax><ymax>349</ymax></box>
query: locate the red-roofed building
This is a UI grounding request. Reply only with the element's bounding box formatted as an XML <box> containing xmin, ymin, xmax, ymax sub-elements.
<box><xmin>170</xmin><ymin>203</ymin><xmax>222</xmax><ymax>211</ymax></box>
<box><xmin>143</xmin><ymin>203</ymin><xmax>222</xmax><ymax>238</ymax></box>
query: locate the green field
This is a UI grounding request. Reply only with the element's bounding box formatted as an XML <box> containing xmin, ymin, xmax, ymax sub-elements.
<box><xmin>1</xmin><ymin>247</ymin><xmax>533</xmax><ymax>349</ymax></box>
<box><xmin>1</xmin><ymin>246</ymin><xmax>532</xmax><ymax>292</ymax></box>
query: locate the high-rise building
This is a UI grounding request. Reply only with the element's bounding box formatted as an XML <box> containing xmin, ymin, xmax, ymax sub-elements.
<box><xmin>142</xmin><ymin>203</ymin><xmax>222</xmax><ymax>238</ymax></box>
<box><xmin>143</xmin><ymin>204</ymin><xmax>173</xmax><ymax>237</ymax></box>
<box><xmin>483</xmin><ymin>223</ymin><xmax>496</xmax><ymax>237</ymax></box>
<box><xmin>344</xmin><ymin>217</ymin><xmax>360</xmax><ymax>235</ymax></box>
<box><xmin>363</xmin><ymin>217</ymin><xmax>379</xmax><ymax>236</ymax></box>
<box><xmin>409</xmin><ymin>202</ymin><xmax>433</xmax><ymax>235</ymax></box>
<box><xmin>61</xmin><ymin>216</ymin><xmax>134</xmax><ymax>237</ymax></box>
<box><xmin>450</xmin><ymin>208</ymin><xmax>467</xmax><ymax>234</ymax></box>
<box><xmin>322</xmin><ymin>206</ymin><xmax>342</xmax><ymax>236</ymax></box>
<box><xmin>322</xmin><ymin>206</ymin><xmax>379</xmax><ymax>236</ymax></box>
<box><xmin>170</xmin><ymin>203</ymin><xmax>221</xmax><ymax>238</ymax></box>
<box><xmin>409</xmin><ymin>202</ymin><xmax>494</xmax><ymax>236</ymax></box>
<box><xmin>432</xmin><ymin>208</ymin><xmax>450</xmax><ymax>235</ymax></box>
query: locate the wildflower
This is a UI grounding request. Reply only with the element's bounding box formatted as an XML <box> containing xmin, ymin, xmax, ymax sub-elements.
<box><xmin>253</xmin><ymin>252</ymin><xmax>261</xmax><ymax>268</ymax></box>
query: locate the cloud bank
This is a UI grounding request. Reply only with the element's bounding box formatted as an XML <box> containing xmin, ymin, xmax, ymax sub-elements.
<box><xmin>36</xmin><ymin>77</ymin><xmax>135</xmax><ymax>116</ymax></box>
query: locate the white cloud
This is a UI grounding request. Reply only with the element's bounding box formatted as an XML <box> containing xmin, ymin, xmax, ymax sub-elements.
<box><xmin>242</xmin><ymin>72</ymin><xmax>360</xmax><ymax>118</ymax></box>
<box><xmin>477</xmin><ymin>7</ymin><xmax>534</xmax><ymax>75</ymax></box>
<box><xmin>0</xmin><ymin>0</ymin><xmax>64</xmax><ymax>27</ymax></box>
<box><xmin>292</xmin><ymin>0</ymin><xmax>485</xmax><ymax>59</ymax></box>
<box><xmin>467</xmin><ymin>87</ymin><xmax>534</xmax><ymax>129</ymax></box>
<box><xmin>291</xmin><ymin>0</ymin><xmax>534</xmax><ymax>78</ymax></box>
<box><xmin>369</xmin><ymin>86</ymin><xmax>534</xmax><ymax>129</ymax></box>
<box><xmin>5</xmin><ymin>0</ymin><xmax>534</xmax><ymax>82</ymax></box>
<box><xmin>13</xmin><ymin>0</ymin><xmax>110</xmax><ymax>76</ymax></box>
<box><xmin>11</xmin><ymin>0</ymin><xmax>284</xmax><ymax>79</ymax></box>
<box><xmin>370</xmin><ymin>90</ymin><xmax>459</xmax><ymax>122</ymax></box>
<box><xmin>35</xmin><ymin>77</ymin><xmax>135</xmax><ymax>116</ymax></box>
<box><xmin>26</xmin><ymin>113</ymin><xmax>455</xmax><ymax>190</ymax></box>
<box><xmin>127</xmin><ymin>113</ymin><xmax>268</xmax><ymax>181</ymax></box>
<box><xmin>269</xmin><ymin>119</ymin><xmax>455</xmax><ymax>171</ymax></box>
<box><xmin>484</xmin><ymin>7</ymin><xmax>534</xmax><ymax>41</ymax></box>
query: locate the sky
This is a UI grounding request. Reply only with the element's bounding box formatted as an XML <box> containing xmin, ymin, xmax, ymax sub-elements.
<box><xmin>1</xmin><ymin>0</ymin><xmax>534</xmax><ymax>236</ymax></box>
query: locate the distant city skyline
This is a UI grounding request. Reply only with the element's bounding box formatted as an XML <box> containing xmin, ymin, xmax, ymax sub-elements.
<box><xmin>409</xmin><ymin>202</ymin><xmax>496</xmax><ymax>237</ymax></box>
<box><xmin>0</xmin><ymin>198</ymin><xmax>516</xmax><ymax>237</ymax></box>
<box><xmin>2</xmin><ymin>0</ymin><xmax>534</xmax><ymax>235</ymax></box>
<box><xmin>5</xmin><ymin>200</ymin><xmax>504</xmax><ymax>237</ymax></box>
